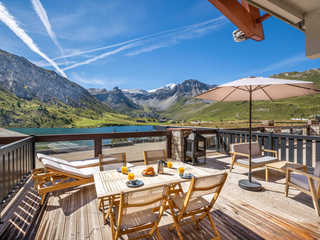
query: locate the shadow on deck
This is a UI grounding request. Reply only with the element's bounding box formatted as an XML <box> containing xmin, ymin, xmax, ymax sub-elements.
<box><xmin>2</xmin><ymin>153</ymin><xmax>320</xmax><ymax>240</ymax></box>
<box><xmin>34</xmin><ymin>183</ymin><xmax>320</xmax><ymax>240</ymax></box>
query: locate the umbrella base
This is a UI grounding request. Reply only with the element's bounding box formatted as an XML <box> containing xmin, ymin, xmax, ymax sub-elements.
<box><xmin>238</xmin><ymin>179</ymin><xmax>262</xmax><ymax>192</ymax></box>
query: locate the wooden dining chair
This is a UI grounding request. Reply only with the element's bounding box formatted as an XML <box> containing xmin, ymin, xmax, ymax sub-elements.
<box><xmin>143</xmin><ymin>149</ymin><xmax>167</xmax><ymax>165</ymax></box>
<box><xmin>112</xmin><ymin>185</ymin><xmax>169</xmax><ymax>240</ymax></box>
<box><xmin>98</xmin><ymin>152</ymin><xmax>127</xmax><ymax>222</ymax></box>
<box><xmin>98</xmin><ymin>152</ymin><xmax>127</xmax><ymax>171</ymax></box>
<box><xmin>168</xmin><ymin>173</ymin><xmax>227</xmax><ymax>240</ymax></box>
<box><xmin>143</xmin><ymin>149</ymin><xmax>183</xmax><ymax>196</ymax></box>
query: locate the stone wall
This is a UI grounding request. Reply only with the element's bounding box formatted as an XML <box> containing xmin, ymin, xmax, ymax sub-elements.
<box><xmin>169</xmin><ymin>128</ymin><xmax>191</xmax><ymax>161</ymax></box>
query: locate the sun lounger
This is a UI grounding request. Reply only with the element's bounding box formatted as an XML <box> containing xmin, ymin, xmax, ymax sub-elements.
<box><xmin>33</xmin><ymin>156</ymin><xmax>133</xmax><ymax>204</ymax></box>
<box><xmin>32</xmin><ymin>158</ymin><xmax>96</xmax><ymax>204</ymax></box>
<box><xmin>230</xmin><ymin>142</ymin><xmax>278</xmax><ymax>172</ymax></box>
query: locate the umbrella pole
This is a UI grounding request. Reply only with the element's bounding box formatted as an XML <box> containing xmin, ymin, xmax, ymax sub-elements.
<box><xmin>249</xmin><ymin>86</ymin><xmax>252</xmax><ymax>183</ymax></box>
<box><xmin>238</xmin><ymin>86</ymin><xmax>262</xmax><ymax>191</ymax></box>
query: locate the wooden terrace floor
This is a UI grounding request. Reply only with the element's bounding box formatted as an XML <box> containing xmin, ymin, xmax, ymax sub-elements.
<box><xmin>35</xmin><ymin>153</ymin><xmax>320</xmax><ymax>240</ymax></box>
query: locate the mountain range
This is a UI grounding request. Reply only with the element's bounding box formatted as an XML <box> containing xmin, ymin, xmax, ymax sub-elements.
<box><xmin>0</xmin><ymin>49</ymin><xmax>132</xmax><ymax>127</ymax></box>
<box><xmin>1</xmin><ymin>48</ymin><xmax>320</xmax><ymax>127</ymax></box>
<box><xmin>88</xmin><ymin>79</ymin><xmax>214</xmax><ymax>118</ymax></box>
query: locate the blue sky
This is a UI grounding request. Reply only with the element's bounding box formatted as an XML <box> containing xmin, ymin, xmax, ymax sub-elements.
<box><xmin>0</xmin><ymin>0</ymin><xmax>319</xmax><ymax>90</ymax></box>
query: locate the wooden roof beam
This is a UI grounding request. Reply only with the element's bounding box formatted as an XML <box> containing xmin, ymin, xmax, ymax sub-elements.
<box><xmin>208</xmin><ymin>0</ymin><xmax>265</xmax><ymax>41</ymax></box>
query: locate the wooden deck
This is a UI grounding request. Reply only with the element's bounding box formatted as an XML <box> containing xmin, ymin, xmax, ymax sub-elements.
<box><xmin>35</xmin><ymin>153</ymin><xmax>320</xmax><ymax>239</ymax></box>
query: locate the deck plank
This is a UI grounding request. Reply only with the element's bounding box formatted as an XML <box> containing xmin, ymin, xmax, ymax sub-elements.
<box><xmin>34</xmin><ymin>185</ymin><xmax>320</xmax><ymax>240</ymax></box>
<box><xmin>34</xmin><ymin>154</ymin><xmax>320</xmax><ymax>240</ymax></box>
<box><xmin>0</xmin><ymin>178</ymin><xmax>43</xmax><ymax>240</ymax></box>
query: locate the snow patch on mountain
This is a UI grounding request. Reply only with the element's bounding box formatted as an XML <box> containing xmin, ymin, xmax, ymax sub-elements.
<box><xmin>148</xmin><ymin>83</ymin><xmax>177</xmax><ymax>93</ymax></box>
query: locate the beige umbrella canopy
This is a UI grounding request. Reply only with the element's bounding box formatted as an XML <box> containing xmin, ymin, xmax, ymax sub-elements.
<box><xmin>196</xmin><ymin>77</ymin><xmax>320</xmax><ymax>191</ymax></box>
<box><xmin>196</xmin><ymin>77</ymin><xmax>319</xmax><ymax>102</ymax></box>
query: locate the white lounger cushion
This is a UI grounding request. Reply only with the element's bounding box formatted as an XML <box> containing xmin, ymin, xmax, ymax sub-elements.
<box><xmin>237</xmin><ymin>156</ymin><xmax>277</xmax><ymax>166</ymax></box>
<box><xmin>42</xmin><ymin>158</ymin><xmax>97</xmax><ymax>178</ymax></box>
<box><xmin>37</xmin><ymin>153</ymin><xmax>132</xmax><ymax>168</ymax></box>
<box><xmin>41</xmin><ymin>157</ymin><xmax>133</xmax><ymax>179</ymax></box>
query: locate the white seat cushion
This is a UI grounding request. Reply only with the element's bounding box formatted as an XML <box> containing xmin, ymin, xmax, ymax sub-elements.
<box><xmin>37</xmin><ymin>153</ymin><xmax>133</xmax><ymax>169</ymax></box>
<box><xmin>237</xmin><ymin>156</ymin><xmax>278</xmax><ymax>166</ymax></box>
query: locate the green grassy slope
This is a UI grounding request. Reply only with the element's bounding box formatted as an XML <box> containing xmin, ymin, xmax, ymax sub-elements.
<box><xmin>0</xmin><ymin>88</ymin><xmax>136</xmax><ymax>127</ymax></box>
<box><xmin>163</xmin><ymin>69</ymin><xmax>320</xmax><ymax>122</ymax></box>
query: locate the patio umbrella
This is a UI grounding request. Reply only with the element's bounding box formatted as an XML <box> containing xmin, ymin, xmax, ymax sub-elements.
<box><xmin>196</xmin><ymin>77</ymin><xmax>320</xmax><ymax>191</ymax></box>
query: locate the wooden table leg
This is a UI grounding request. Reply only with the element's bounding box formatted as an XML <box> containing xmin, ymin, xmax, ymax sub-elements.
<box><xmin>265</xmin><ymin>167</ymin><xmax>269</xmax><ymax>182</ymax></box>
<box><xmin>109</xmin><ymin>196</ymin><xmax>115</xmax><ymax>239</ymax></box>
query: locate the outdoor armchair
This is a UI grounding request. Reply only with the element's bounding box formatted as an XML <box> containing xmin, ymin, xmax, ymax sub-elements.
<box><xmin>285</xmin><ymin>162</ymin><xmax>320</xmax><ymax>216</ymax></box>
<box><xmin>168</xmin><ymin>173</ymin><xmax>227</xmax><ymax>240</ymax></box>
<box><xmin>112</xmin><ymin>185</ymin><xmax>169</xmax><ymax>240</ymax></box>
<box><xmin>230</xmin><ymin>142</ymin><xmax>278</xmax><ymax>172</ymax></box>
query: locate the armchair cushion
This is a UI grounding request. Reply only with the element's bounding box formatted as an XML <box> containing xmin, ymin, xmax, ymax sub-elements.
<box><xmin>290</xmin><ymin>173</ymin><xmax>317</xmax><ymax>191</ymax></box>
<box><xmin>237</xmin><ymin>156</ymin><xmax>277</xmax><ymax>166</ymax></box>
<box><xmin>314</xmin><ymin>161</ymin><xmax>320</xmax><ymax>177</ymax></box>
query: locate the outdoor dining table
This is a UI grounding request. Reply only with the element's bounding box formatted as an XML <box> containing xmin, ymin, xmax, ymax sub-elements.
<box><xmin>93</xmin><ymin>161</ymin><xmax>214</xmax><ymax>236</ymax></box>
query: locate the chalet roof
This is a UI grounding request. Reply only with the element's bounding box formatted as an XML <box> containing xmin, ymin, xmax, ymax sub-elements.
<box><xmin>247</xmin><ymin>0</ymin><xmax>320</xmax><ymax>30</ymax></box>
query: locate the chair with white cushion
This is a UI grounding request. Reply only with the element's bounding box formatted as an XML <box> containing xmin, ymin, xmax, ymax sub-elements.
<box><xmin>230</xmin><ymin>142</ymin><xmax>278</xmax><ymax>172</ymax></box>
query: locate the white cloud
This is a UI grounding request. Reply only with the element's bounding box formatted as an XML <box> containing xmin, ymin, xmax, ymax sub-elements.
<box><xmin>246</xmin><ymin>53</ymin><xmax>308</xmax><ymax>76</ymax></box>
<box><xmin>70</xmin><ymin>72</ymin><xmax>127</xmax><ymax>88</ymax></box>
<box><xmin>71</xmin><ymin>72</ymin><xmax>105</xmax><ymax>85</ymax></box>
<box><xmin>31</xmin><ymin>0</ymin><xmax>63</xmax><ymax>54</ymax></box>
<box><xmin>0</xmin><ymin>2</ymin><xmax>67</xmax><ymax>78</ymax></box>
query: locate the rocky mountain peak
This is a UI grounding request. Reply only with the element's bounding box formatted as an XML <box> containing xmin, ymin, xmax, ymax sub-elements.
<box><xmin>0</xmin><ymin>49</ymin><xmax>108</xmax><ymax>111</ymax></box>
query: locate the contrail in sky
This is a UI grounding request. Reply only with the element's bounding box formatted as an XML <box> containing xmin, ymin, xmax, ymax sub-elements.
<box><xmin>63</xmin><ymin>43</ymin><xmax>138</xmax><ymax>71</ymax></box>
<box><xmin>31</xmin><ymin>0</ymin><xmax>63</xmax><ymax>54</ymax></box>
<box><xmin>62</xmin><ymin>16</ymin><xmax>227</xmax><ymax>71</ymax></box>
<box><xmin>0</xmin><ymin>2</ymin><xmax>67</xmax><ymax>77</ymax></box>
<box><xmin>55</xmin><ymin>16</ymin><xmax>226</xmax><ymax>61</ymax></box>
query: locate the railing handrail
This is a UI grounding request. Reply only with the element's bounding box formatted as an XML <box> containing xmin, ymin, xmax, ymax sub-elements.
<box><xmin>0</xmin><ymin>130</ymin><xmax>170</xmax><ymax>145</ymax></box>
<box><xmin>216</xmin><ymin>129</ymin><xmax>320</xmax><ymax>141</ymax></box>
<box><xmin>0</xmin><ymin>136</ymin><xmax>34</xmax><ymax>151</ymax></box>
<box><xmin>1</xmin><ymin>135</ymin><xmax>35</xmax><ymax>213</ymax></box>
<box><xmin>34</xmin><ymin>130</ymin><xmax>169</xmax><ymax>142</ymax></box>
